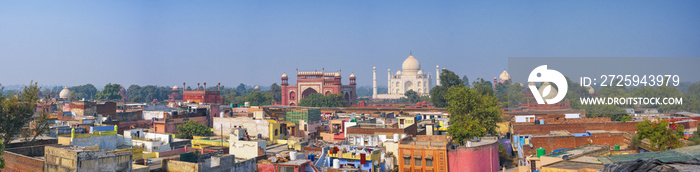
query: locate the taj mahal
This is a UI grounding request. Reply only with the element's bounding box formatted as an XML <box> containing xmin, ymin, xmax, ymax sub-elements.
<box><xmin>372</xmin><ymin>53</ymin><xmax>440</xmax><ymax>99</ymax></box>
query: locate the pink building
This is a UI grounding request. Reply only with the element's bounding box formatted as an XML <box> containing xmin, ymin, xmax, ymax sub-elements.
<box><xmin>448</xmin><ymin>138</ymin><xmax>500</xmax><ymax>172</ymax></box>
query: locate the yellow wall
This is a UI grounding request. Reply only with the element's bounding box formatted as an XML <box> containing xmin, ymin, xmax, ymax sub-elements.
<box><xmin>496</xmin><ymin>121</ymin><xmax>510</xmax><ymax>135</ymax></box>
<box><xmin>267</xmin><ymin>120</ymin><xmax>281</xmax><ymax>142</ymax></box>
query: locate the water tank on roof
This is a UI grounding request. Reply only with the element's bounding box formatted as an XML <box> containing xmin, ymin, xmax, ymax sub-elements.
<box><xmin>393</xmin><ymin>134</ymin><xmax>399</xmax><ymax>142</ymax></box>
<box><xmin>537</xmin><ymin>147</ymin><xmax>545</xmax><ymax>158</ymax></box>
<box><xmin>290</xmin><ymin>151</ymin><xmax>297</xmax><ymax>160</ymax></box>
<box><xmin>333</xmin><ymin>159</ymin><xmax>340</xmax><ymax>168</ymax></box>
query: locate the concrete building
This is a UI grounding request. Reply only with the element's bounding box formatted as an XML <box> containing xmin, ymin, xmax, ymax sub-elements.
<box><xmin>373</xmin><ymin>53</ymin><xmax>436</xmax><ymax>99</ymax></box>
<box><xmin>229</xmin><ymin>133</ymin><xmax>267</xmax><ymax>160</ymax></box>
<box><xmin>44</xmin><ymin>145</ymin><xmax>134</xmax><ymax>172</ymax></box>
<box><xmin>398</xmin><ymin>135</ymin><xmax>449</xmax><ymax>172</ymax></box>
<box><xmin>163</xmin><ymin>154</ymin><xmax>257</xmax><ymax>172</ymax></box>
<box><xmin>212</xmin><ymin>117</ymin><xmax>280</xmax><ymax>141</ymax></box>
<box><xmin>123</xmin><ymin>129</ymin><xmax>173</xmax><ymax>153</ymax></box>
<box><xmin>346</xmin><ymin>123</ymin><xmax>417</xmax><ymax>147</ymax></box>
<box><xmin>280</xmin><ymin>70</ymin><xmax>357</xmax><ymax>106</ymax></box>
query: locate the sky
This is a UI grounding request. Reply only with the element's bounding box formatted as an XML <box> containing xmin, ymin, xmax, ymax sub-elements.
<box><xmin>1</xmin><ymin>1</ymin><xmax>699</xmax><ymax>89</ymax></box>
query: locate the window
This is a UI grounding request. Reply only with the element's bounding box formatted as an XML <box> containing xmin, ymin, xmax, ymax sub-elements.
<box><xmin>415</xmin><ymin>157</ymin><xmax>421</xmax><ymax>166</ymax></box>
<box><xmin>426</xmin><ymin>158</ymin><xmax>433</xmax><ymax>167</ymax></box>
<box><xmin>404</xmin><ymin>157</ymin><xmax>411</xmax><ymax>166</ymax></box>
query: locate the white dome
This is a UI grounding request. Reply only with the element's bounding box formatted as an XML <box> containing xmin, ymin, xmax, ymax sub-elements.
<box><xmin>396</xmin><ymin>70</ymin><xmax>402</xmax><ymax>75</ymax></box>
<box><xmin>334</xmin><ymin>72</ymin><xmax>340</xmax><ymax>77</ymax></box>
<box><xmin>417</xmin><ymin>70</ymin><xmax>424</xmax><ymax>75</ymax></box>
<box><xmin>499</xmin><ymin>70</ymin><xmax>511</xmax><ymax>81</ymax></box>
<box><xmin>59</xmin><ymin>86</ymin><xmax>70</xmax><ymax>99</ymax></box>
<box><xmin>281</xmin><ymin>73</ymin><xmax>288</xmax><ymax>77</ymax></box>
<box><xmin>350</xmin><ymin>73</ymin><xmax>355</xmax><ymax>78</ymax></box>
<box><xmin>401</xmin><ymin>55</ymin><xmax>421</xmax><ymax>75</ymax></box>
<box><xmin>173</xmin><ymin>85</ymin><xmax>178</xmax><ymax>89</ymax></box>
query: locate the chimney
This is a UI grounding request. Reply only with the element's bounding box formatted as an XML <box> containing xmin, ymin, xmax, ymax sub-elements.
<box><xmin>183</xmin><ymin>82</ymin><xmax>186</xmax><ymax>93</ymax></box>
<box><xmin>197</xmin><ymin>83</ymin><xmax>200</xmax><ymax>91</ymax></box>
<box><xmin>218</xmin><ymin>82</ymin><xmax>221</xmax><ymax>91</ymax></box>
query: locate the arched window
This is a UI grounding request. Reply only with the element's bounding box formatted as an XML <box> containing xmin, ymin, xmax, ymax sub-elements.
<box><xmin>290</xmin><ymin>91</ymin><xmax>296</xmax><ymax>100</ymax></box>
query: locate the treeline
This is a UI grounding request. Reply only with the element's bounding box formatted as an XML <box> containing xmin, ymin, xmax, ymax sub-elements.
<box><xmin>55</xmin><ymin>83</ymin><xmax>283</xmax><ymax>106</ymax></box>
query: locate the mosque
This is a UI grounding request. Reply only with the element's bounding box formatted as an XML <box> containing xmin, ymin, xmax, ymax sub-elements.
<box><xmin>373</xmin><ymin>53</ymin><xmax>439</xmax><ymax>99</ymax></box>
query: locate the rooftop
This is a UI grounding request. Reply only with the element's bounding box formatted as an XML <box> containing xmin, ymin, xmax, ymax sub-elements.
<box><xmin>598</xmin><ymin>145</ymin><xmax>700</xmax><ymax>164</ymax></box>
<box><xmin>280</xmin><ymin>159</ymin><xmax>310</xmax><ymax>166</ymax></box>
<box><xmin>541</xmin><ymin>160</ymin><xmax>604</xmax><ymax>171</ymax></box>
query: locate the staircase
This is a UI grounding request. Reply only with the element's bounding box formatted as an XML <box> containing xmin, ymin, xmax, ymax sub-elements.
<box><xmin>314</xmin><ymin>147</ymin><xmax>329</xmax><ymax>167</ymax></box>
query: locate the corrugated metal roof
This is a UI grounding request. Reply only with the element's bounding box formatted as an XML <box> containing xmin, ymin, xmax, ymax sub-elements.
<box><xmin>599</xmin><ymin>145</ymin><xmax>700</xmax><ymax>163</ymax></box>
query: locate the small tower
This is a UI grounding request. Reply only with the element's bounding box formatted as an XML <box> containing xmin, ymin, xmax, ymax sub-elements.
<box><xmin>350</xmin><ymin>73</ymin><xmax>356</xmax><ymax>85</ymax></box>
<box><xmin>281</xmin><ymin>73</ymin><xmax>289</xmax><ymax>86</ymax></box>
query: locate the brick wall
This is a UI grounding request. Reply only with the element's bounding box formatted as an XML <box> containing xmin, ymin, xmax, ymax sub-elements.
<box><xmin>96</xmin><ymin>102</ymin><xmax>117</xmax><ymax>118</ymax></box>
<box><xmin>513</xmin><ymin>122</ymin><xmax>638</xmax><ymax>135</ymax></box>
<box><xmin>2</xmin><ymin>145</ymin><xmax>46</xmax><ymax>172</ymax></box>
<box><xmin>522</xmin><ymin>133</ymin><xmax>626</xmax><ymax>156</ymax></box>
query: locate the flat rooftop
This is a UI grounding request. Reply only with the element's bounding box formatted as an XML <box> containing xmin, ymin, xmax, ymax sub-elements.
<box><xmin>541</xmin><ymin>161</ymin><xmax>604</xmax><ymax>171</ymax></box>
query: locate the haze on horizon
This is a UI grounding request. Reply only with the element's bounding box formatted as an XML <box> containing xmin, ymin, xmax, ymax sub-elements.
<box><xmin>1</xmin><ymin>1</ymin><xmax>699</xmax><ymax>88</ymax></box>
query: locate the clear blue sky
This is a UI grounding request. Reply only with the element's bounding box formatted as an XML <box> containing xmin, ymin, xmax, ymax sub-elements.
<box><xmin>1</xmin><ymin>1</ymin><xmax>699</xmax><ymax>88</ymax></box>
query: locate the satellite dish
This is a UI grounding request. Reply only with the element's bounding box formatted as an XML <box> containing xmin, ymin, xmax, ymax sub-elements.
<box><xmin>270</xmin><ymin>157</ymin><xmax>277</xmax><ymax>163</ymax></box>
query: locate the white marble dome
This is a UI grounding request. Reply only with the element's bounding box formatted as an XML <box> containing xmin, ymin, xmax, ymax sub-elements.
<box><xmin>499</xmin><ymin>70</ymin><xmax>511</xmax><ymax>81</ymax></box>
<box><xmin>401</xmin><ymin>55</ymin><xmax>420</xmax><ymax>75</ymax></box>
<box><xmin>59</xmin><ymin>86</ymin><xmax>70</xmax><ymax>99</ymax></box>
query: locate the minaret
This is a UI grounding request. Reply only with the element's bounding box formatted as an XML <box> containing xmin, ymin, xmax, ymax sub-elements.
<box><xmin>436</xmin><ymin>65</ymin><xmax>441</xmax><ymax>86</ymax></box>
<box><xmin>372</xmin><ymin>66</ymin><xmax>377</xmax><ymax>99</ymax></box>
<box><xmin>387</xmin><ymin>69</ymin><xmax>391</xmax><ymax>94</ymax></box>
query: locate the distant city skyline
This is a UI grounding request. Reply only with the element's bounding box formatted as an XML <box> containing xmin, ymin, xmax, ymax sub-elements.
<box><xmin>1</xmin><ymin>1</ymin><xmax>699</xmax><ymax>88</ymax></box>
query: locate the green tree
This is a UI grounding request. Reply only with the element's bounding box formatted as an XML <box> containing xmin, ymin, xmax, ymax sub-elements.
<box><xmin>472</xmin><ymin>78</ymin><xmax>494</xmax><ymax>97</ymax></box>
<box><xmin>507</xmin><ymin>83</ymin><xmax>524</xmax><ymax>108</ymax></box>
<box><xmin>462</xmin><ymin>75</ymin><xmax>470</xmax><ymax>87</ymax></box>
<box><xmin>68</xmin><ymin>84</ymin><xmax>98</xmax><ymax>101</ymax></box>
<box><xmin>236</xmin><ymin>83</ymin><xmax>247</xmax><ymax>93</ymax></box>
<box><xmin>268</xmin><ymin>83</ymin><xmax>282</xmax><ymax>103</ymax></box>
<box><xmin>430</xmin><ymin>86</ymin><xmax>448</xmax><ymax>108</ymax></box>
<box><xmin>636</xmin><ymin>119</ymin><xmax>684</xmax><ymax>151</ymax></box>
<box><xmin>440</xmin><ymin>69</ymin><xmax>463</xmax><ymax>87</ymax></box>
<box><xmin>0</xmin><ymin>82</ymin><xmax>42</xmax><ymax>168</ymax></box>
<box><xmin>243</xmin><ymin>91</ymin><xmax>274</xmax><ymax>106</ymax></box>
<box><xmin>298</xmin><ymin>93</ymin><xmax>347</xmax><ymax>107</ymax></box>
<box><xmin>95</xmin><ymin>83</ymin><xmax>122</xmax><ymax>100</ymax></box>
<box><xmin>430</xmin><ymin>69</ymin><xmax>463</xmax><ymax>107</ymax></box>
<box><xmin>446</xmin><ymin>85</ymin><xmax>502</xmax><ymax>145</ymax></box>
<box><xmin>404</xmin><ymin>90</ymin><xmax>420</xmax><ymax>103</ymax></box>
<box><xmin>682</xmin><ymin>82</ymin><xmax>700</xmax><ymax>113</ymax></box>
<box><xmin>126</xmin><ymin>85</ymin><xmax>142</xmax><ymax>102</ymax></box>
<box><xmin>176</xmin><ymin>121</ymin><xmax>213</xmax><ymax>139</ymax></box>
